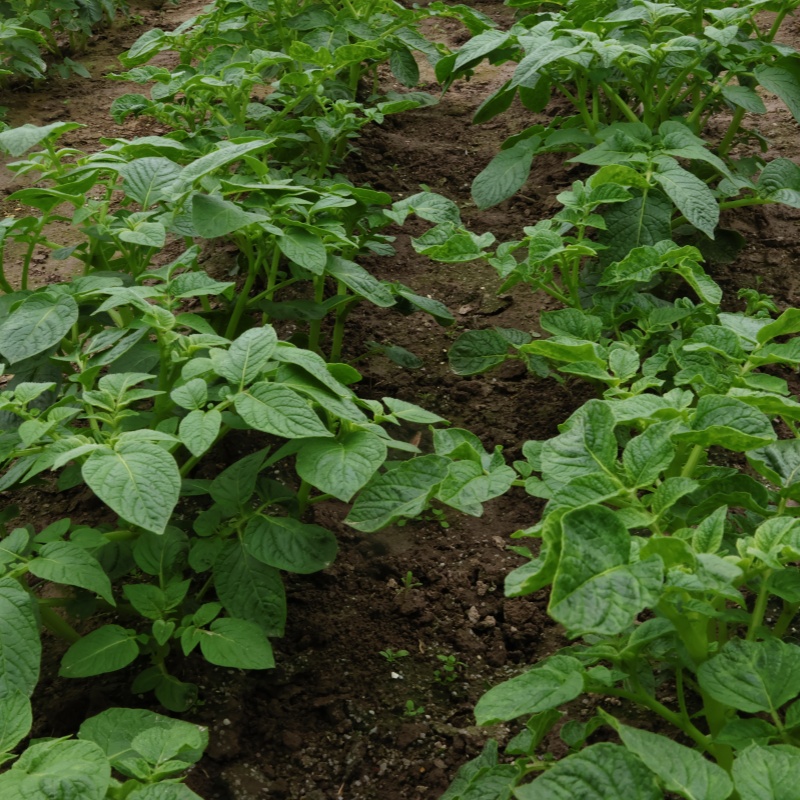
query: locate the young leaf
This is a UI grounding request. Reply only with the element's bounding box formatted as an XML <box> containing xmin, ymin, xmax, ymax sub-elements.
<box><xmin>208</xmin><ymin>449</ymin><xmax>268</xmax><ymax>511</ymax></box>
<box><xmin>213</xmin><ymin>327</ymin><xmax>277</xmax><ymax>387</ymax></box>
<box><xmin>192</xmin><ymin>194</ymin><xmax>267</xmax><ymax>239</ymax></box>
<box><xmin>472</xmin><ymin>137</ymin><xmax>540</xmax><ymax>209</ymax></box>
<box><xmin>0</xmin><ymin>692</ymin><xmax>31</xmax><ymax>754</ymax></box>
<box><xmin>179</xmin><ymin>409</ymin><xmax>221</xmax><ymax>457</ymax></box>
<box><xmin>449</xmin><ymin>329</ymin><xmax>511</xmax><ymax>375</ymax></box>
<box><xmin>607</xmin><ymin>716</ymin><xmax>733</xmax><ymax>800</ymax></box>
<box><xmin>0</xmin><ymin>292</ymin><xmax>79</xmax><ymax>364</ymax></box>
<box><xmin>622</xmin><ymin>421</ymin><xmax>677</xmax><ymax>488</ymax></box>
<box><xmin>698</xmin><ymin>639</ymin><xmax>800</xmax><ymax>714</ymax></box>
<box><xmin>82</xmin><ymin>443</ymin><xmax>180</xmax><ymax>535</ymax></box>
<box><xmin>213</xmin><ymin>542</ymin><xmax>286</xmax><ymax>636</ymax></box>
<box><xmin>676</xmin><ymin>396</ymin><xmax>775</xmax><ymax>452</ymax></box>
<box><xmin>550</xmin><ymin>504</ymin><xmax>663</xmax><ymax>635</ymax></box>
<box><xmin>653</xmin><ymin>159</ymin><xmax>718</xmax><ymax>238</ymax></box>
<box><xmin>197</xmin><ymin>618</ymin><xmax>274</xmax><ymax>669</ymax></box>
<box><xmin>515</xmin><ymin>743</ymin><xmax>661</xmax><ymax>799</ymax></box>
<box><xmin>296</xmin><ymin>432</ymin><xmax>387</xmax><ymax>501</ymax></box>
<box><xmin>346</xmin><ymin>455</ymin><xmax>450</xmax><ymax>532</ymax></box>
<box><xmin>234</xmin><ymin>383</ymin><xmax>332</xmax><ymax>438</ymax></box>
<box><xmin>474</xmin><ymin>655</ymin><xmax>585</xmax><ymax>725</ymax></box>
<box><xmin>0</xmin><ymin>577</ymin><xmax>40</xmax><ymax>697</ymax></box>
<box><xmin>244</xmin><ymin>515</ymin><xmax>338</xmax><ymax>574</ymax></box>
<box><xmin>59</xmin><ymin>625</ymin><xmax>140</xmax><ymax>677</ymax></box>
<box><xmin>0</xmin><ymin>739</ymin><xmax>110</xmax><ymax>799</ymax></box>
<box><xmin>732</xmin><ymin>745</ymin><xmax>800</xmax><ymax>800</ymax></box>
<box><xmin>28</xmin><ymin>542</ymin><xmax>114</xmax><ymax>604</ymax></box>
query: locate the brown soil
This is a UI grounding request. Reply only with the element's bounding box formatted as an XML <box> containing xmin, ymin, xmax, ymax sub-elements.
<box><xmin>3</xmin><ymin>2</ymin><xmax>800</xmax><ymax>799</ymax></box>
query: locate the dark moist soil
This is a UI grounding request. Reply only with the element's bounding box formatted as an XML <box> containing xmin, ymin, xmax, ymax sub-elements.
<box><xmin>3</xmin><ymin>2</ymin><xmax>800</xmax><ymax>799</ymax></box>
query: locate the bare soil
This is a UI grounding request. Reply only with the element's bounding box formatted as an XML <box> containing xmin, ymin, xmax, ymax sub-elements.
<box><xmin>3</xmin><ymin>2</ymin><xmax>800</xmax><ymax>799</ymax></box>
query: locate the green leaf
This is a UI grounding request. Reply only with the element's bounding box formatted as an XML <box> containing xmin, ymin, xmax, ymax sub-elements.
<box><xmin>244</xmin><ymin>515</ymin><xmax>337</xmax><ymax>574</ymax></box>
<box><xmin>748</xmin><ymin>439</ymin><xmax>800</xmax><ymax>490</ymax></box>
<box><xmin>277</xmin><ymin>228</ymin><xmax>327</xmax><ymax>274</ymax></box>
<box><xmin>346</xmin><ymin>454</ymin><xmax>450</xmax><ymax>532</ymax></box>
<box><xmin>755</xmin><ymin>57</ymin><xmax>800</xmax><ymax>125</ymax></box>
<box><xmin>235</xmin><ymin>383</ymin><xmax>332</xmax><ymax>438</ymax></box>
<box><xmin>296</xmin><ymin>432</ymin><xmax>387</xmax><ymax>501</ymax></box>
<box><xmin>128</xmin><ymin>785</ymin><xmax>204</xmax><ymax>800</ymax></box>
<box><xmin>0</xmin><ymin>692</ymin><xmax>31</xmax><ymax>754</ymax></box>
<box><xmin>437</xmin><ymin>461</ymin><xmax>516</xmax><ymax>516</ymax></box>
<box><xmin>213</xmin><ymin>326</ymin><xmax>277</xmax><ymax>386</ymax></box>
<box><xmin>676</xmin><ymin>396</ymin><xmax>775</xmax><ymax>452</ymax></box>
<box><xmin>59</xmin><ymin>625</ymin><xmax>139</xmax><ymax>677</ymax></box>
<box><xmin>516</xmin><ymin>743</ymin><xmax>661</xmax><ymax>800</ymax></box>
<box><xmin>733</xmin><ymin>745</ymin><xmax>800</xmax><ymax>800</ymax></box>
<box><xmin>192</xmin><ymin>193</ymin><xmax>266</xmax><ymax>239</ymax></box>
<box><xmin>0</xmin><ymin>121</ymin><xmax>83</xmax><ymax>157</ymax></box>
<box><xmin>449</xmin><ymin>329</ymin><xmax>511</xmax><ymax>375</ymax></box>
<box><xmin>79</xmin><ymin>707</ymin><xmax>207</xmax><ymax>777</ymax></box>
<box><xmin>325</xmin><ymin>255</ymin><xmax>395</xmax><ymax>307</ymax></box>
<box><xmin>550</xmin><ymin>505</ymin><xmax>663</xmax><ymax>635</ymax></box>
<box><xmin>0</xmin><ymin>578</ymin><xmax>40</xmax><ymax>697</ymax></box>
<box><xmin>0</xmin><ymin>292</ymin><xmax>79</xmax><ymax>364</ymax></box>
<box><xmin>608</xmin><ymin>716</ymin><xmax>733</xmax><ymax>800</ymax></box>
<box><xmin>472</xmin><ymin>137</ymin><xmax>539</xmax><ymax>209</ymax></box>
<box><xmin>699</xmin><ymin>638</ymin><xmax>800</xmax><ymax>713</ymax></box>
<box><xmin>601</xmin><ymin>192</ymin><xmax>673</xmax><ymax>264</ymax></box>
<box><xmin>622</xmin><ymin>421</ymin><xmax>677</xmax><ymax>488</ymax></box>
<box><xmin>653</xmin><ymin>158</ymin><xmax>718</xmax><ymax>238</ymax></box>
<box><xmin>693</xmin><ymin>506</ymin><xmax>727</xmax><ymax>554</ymax></box>
<box><xmin>721</xmin><ymin>85</ymin><xmax>767</xmax><ymax>114</ymax></box>
<box><xmin>176</xmin><ymin>141</ymin><xmax>273</xmax><ymax>190</ymax></box>
<box><xmin>209</xmin><ymin>449</ymin><xmax>267</xmax><ymax>510</ymax></box>
<box><xmin>198</xmin><ymin>618</ymin><xmax>274</xmax><ymax>669</ymax></box>
<box><xmin>390</xmin><ymin>46</ymin><xmax>420</xmax><ymax>87</ymax></box>
<box><xmin>119</xmin><ymin>222</ymin><xmax>166</xmax><ymax>248</ymax></box>
<box><xmin>120</xmin><ymin>158</ymin><xmax>181</xmax><ymax>208</ymax></box>
<box><xmin>0</xmin><ymin>739</ymin><xmax>110</xmax><ymax>799</ymax></box>
<box><xmin>213</xmin><ymin>542</ymin><xmax>286</xmax><ymax>636</ymax></box>
<box><xmin>82</xmin><ymin>442</ymin><xmax>180</xmax><ymax>535</ymax></box>
<box><xmin>541</xmin><ymin>400</ymin><xmax>617</xmax><ymax>484</ymax></box>
<box><xmin>179</xmin><ymin>409</ymin><xmax>221</xmax><ymax>457</ymax></box>
<box><xmin>755</xmin><ymin>308</ymin><xmax>800</xmax><ymax>344</ymax></box>
<box><xmin>28</xmin><ymin>542</ymin><xmax>114</xmax><ymax>604</ymax></box>
<box><xmin>474</xmin><ymin>655</ymin><xmax>584</xmax><ymax>725</ymax></box>
<box><xmin>170</xmin><ymin>379</ymin><xmax>208</xmax><ymax>411</ymax></box>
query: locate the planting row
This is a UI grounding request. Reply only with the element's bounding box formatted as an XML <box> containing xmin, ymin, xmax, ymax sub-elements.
<box><xmin>433</xmin><ymin>0</ymin><xmax>800</xmax><ymax>797</ymax></box>
<box><xmin>3</xmin><ymin>0</ymin><xmax>800</xmax><ymax>795</ymax></box>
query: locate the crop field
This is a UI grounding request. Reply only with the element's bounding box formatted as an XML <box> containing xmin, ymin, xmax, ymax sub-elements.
<box><xmin>2</xmin><ymin>0</ymin><xmax>800</xmax><ymax>797</ymax></box>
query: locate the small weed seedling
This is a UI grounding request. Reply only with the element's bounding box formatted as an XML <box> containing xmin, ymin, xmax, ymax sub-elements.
<box><xmin>380</xmin><ymin>648</ymin><xmax>410</xmax><ymax>664</ymax></box>
<box><xmin>403</xmin><ymin>700</ymin><xmax>426</xmax><ymax>718</ymax></box>
<box><xmin>434</xmin><ymin>654</ymin><xmax>465</xmax><ymax>684</ymax></box>
<box><xmin>397</xmin><ymin>571</ymin><xmax>423</xmax><ymax>594</ymax></box>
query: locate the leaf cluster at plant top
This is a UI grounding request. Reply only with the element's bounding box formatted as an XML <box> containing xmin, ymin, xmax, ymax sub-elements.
<box><xmin>0</xmin><ymin>0</ymin><xmax>525</xmax><ymax>784</ymax></box>
<box><xmin>427</xmin><ymin>0</ymin><xmax>800</xmax><ymax>797</ymax></box>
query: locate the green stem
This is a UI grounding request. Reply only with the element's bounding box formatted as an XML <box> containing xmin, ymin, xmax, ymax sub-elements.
<box><xmin>747</xmin><ymin>571</ymin><xmax>772</xmax><ymax>641</ymax></box>
<box><xmin>40</xmin><ymin>605</ymin><xmax>81</xmax><ymax>643</ymax></box>
<box><xmin>599</xmin><ymin>82</ymin><xmax>640</xmax><ymax>125</ymax></box>
<box><xmin>225</xmin><ymin>257</ymin><xmax>259</xmax><ymax>340</ymax></box>
<box><xmin>21</xmin><ymin>217</ymin><xmax>48</xmax><ymax>291</ymax></box>
<box><xmin>773</xmin><ymin>600</ymin><xmax>800</xmax><ymax>639</ymax></box>
<box><xmin>307</xmin><ymin>275</ymin><xmax>326</xmax><ymax>354</ymax></box>
<box><xmin>297</xmin><ymin>480</ymin><xmax>312</xmax><ymax>515</ymax></box>
<box><xmin>329</xmin><ymin>284</ymin><xmax>352</xmax><ymax>362</ymax></box>
<box><xmin>680</xmin><ymin>444</ymin><xmax>705</xmax><ymax>479</ymax></box>
<box><xmin>718</xmin><ymin>107</ymin><xmax>747</xmax><ymax>157</ymax></box>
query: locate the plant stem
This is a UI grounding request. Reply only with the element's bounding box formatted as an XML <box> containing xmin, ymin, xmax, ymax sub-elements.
<box><xmin>40</xmin><ymin>605</ymin><xmax>81</xmax><ymax>643</ymax></box>
<box><xmin>773</xmin><ymin>600</ymin><xmax>800</xmax><ymax>639</ymax></box>
<box><xmin>718</xmin><ymin>107</ymin><xmax>747</xmax><ymax>157</ymax></box>
<box><xmin>680</xmin><ymin>444</ymin><xmax>705</xmax><ymax>478</ymax></box>
<box><xmin>307</xmin><ymin>275</ymin><xmax>326</xmax><ymax>354</ymax></box>
<box><xmin>747</xmin><ymin>571</ymin><xmax>772</xmax><ymax>641</ymax></box>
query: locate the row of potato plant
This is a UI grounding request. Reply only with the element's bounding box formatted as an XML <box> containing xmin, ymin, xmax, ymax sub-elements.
<box><xmin>0</xmin><ymin>0</ymin><xmax>126</xmax><ymax>87</ymax></box>
<box><xmin>431</xmin><ymin>0</ymin><xmax>800</xmax><ymax>797</ymax></box>
<box><xmin>0</xmin><ymin>0</ymin><xmax>514</xmax><ymax>792</ymax></box>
